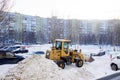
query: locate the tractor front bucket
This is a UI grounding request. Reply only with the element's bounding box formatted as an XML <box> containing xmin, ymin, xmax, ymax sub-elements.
<box><xmin>88</xmin><ymin>56</ymin><xmax>94</xmax><ymax>62</ymax></box>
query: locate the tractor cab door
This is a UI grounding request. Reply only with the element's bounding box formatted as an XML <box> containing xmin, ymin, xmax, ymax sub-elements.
<box><xmin>60</xmin><ymin>42</ymin><xmax>70</xmax><ymax>57</ymax></box>
<box><xmin>54</xmin><ymin>41</ymin><xmax>62</xmax><ymax>59</ymax></box>
<box><xmin>64</xmin><ymin>42</ymin><xmax>69</xmax><ymax>54</ymax></box>
<box><xmin>55</xmin><ymin>41</ymin><xmax>70</xmax><ymax>57</ymax></box>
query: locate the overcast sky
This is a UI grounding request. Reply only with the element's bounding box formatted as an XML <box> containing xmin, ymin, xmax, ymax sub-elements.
<box><xmin>11</xmin><ymin>0</ymin><xmax>120</xmax><ymax>20</ymax></box>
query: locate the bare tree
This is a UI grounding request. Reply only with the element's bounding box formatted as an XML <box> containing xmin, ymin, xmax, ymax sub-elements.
<box><xmin>48</xmin><ymin>16</ymin><xmax>64</xmax><ymax>43</ymax></box>
<box><xmin>0</xmin><ymin>0</ymin><xmax>12</xmax><ymax>25</ymax></box>
<box><xmin>0</xmin><ymin>0</ymin><xmax>13</xmax><ymax>44</ymax></box>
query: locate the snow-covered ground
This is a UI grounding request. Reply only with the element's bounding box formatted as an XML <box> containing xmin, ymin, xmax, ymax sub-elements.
<box><xmin>0</xmin><ymin>44</ymin><xmax>120</xmax><ymax>80</ymax></box>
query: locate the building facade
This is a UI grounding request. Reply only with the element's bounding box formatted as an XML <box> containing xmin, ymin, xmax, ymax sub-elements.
<box><xmin>0</xmin><ymin>12</ymin><xmax>117</xmax><ymax>44</ymax></box>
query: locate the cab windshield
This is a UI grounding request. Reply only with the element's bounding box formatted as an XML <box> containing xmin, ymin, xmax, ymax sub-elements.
<box><xmin>55</xmin><ymin>41</ymin><xmax>62</xmax><ymax>50</ymax></box>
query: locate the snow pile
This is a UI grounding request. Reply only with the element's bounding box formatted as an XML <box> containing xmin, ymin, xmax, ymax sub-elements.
<box><xmin>0</xmin><ymin>64</ymin><xmax>17</xmax><ymax>75</ymax></box>
<box><xmin>60</xmin><ymin>66</ymin><xmax>94</xmax><ymax>80</ymax></box>
<box><xmin>0</xmin><ymin>55</ymin><xmax>61</xmax><ymax>80</ymax></box>
<box><xmin>0</xmin><ymin>54</ymin><xmax>95</xmax><ymax>80</ymax></box>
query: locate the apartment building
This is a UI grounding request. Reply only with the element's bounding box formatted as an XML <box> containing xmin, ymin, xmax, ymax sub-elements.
<box><xmin>0</xmin><ymin>12</ymin><xmax>115</xmax><ymax>44</ymax></box>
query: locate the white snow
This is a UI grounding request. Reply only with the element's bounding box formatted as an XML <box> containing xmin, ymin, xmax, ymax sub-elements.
<box><xmin>0</xmin><ymin>64</ymin><xmax>17</xmax><ymax>75</ymax></box>
<box><xmin>0</xmin><ymin>44</ymin><xmax>120</xmax><ymax>80</ymax></box>
<box><xmin>0</xmin><ymin>55</ymin><xmax>61</xmax><ymax>80</ymax></box>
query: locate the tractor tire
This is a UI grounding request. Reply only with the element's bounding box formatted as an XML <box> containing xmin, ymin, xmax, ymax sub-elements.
<box><xmin>57</xmin><ymin>60</ymin><xmax>65</xmax><ymax>69</ymax></box>
<box><xmin>76</xmin><ymin>59</ymin><xmax>83</xmax><ymax>67</ymax></box>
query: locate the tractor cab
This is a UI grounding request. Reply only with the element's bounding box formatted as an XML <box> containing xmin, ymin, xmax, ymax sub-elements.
<box><xmin>46</xmin><ymin>39</ymin><xmax>71</xmax><ymax>60</ymax></box>
<box><xmin>55</xmin><ymin>39</ymin><xmax>70</xmax><ymax>50</ymax></box>
<box><xmin>55</xmin><ymin>39</ymin><xmax>70</xmax><ymax>57</ymax></box>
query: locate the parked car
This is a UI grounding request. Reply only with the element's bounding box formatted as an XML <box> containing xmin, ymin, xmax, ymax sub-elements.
<box><xmin>34</xmin><ymin>51</ymin><xmax>45</xmax><ymax>54</ymax></box>
<box><xmin>12</xmin><ymin>47</ymin><xmax>28</xmax><ymax>54</ymax></box>
<box><xmin>91</xmin><ymin>51</ymin><xmax>105</xmax><ymax>56</ymax></box>
<box><xmin>0</xmin><ymin>46</ymin><xmax>21</xmax><ymax>52</ymax></box>
<box><xmin>110</xmin><ymin>55</ymin><xmax>120</xmax><ymax>71</ymax></box>
<box><xmin>0</xmin><ymin>55</ymin><xmax>24</xmax><ymax>65</ymax></box>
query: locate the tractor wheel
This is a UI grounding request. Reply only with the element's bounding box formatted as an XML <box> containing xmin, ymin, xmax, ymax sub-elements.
<box><xmin>57</xmin><ymin>60</ymin><xmax>65</xmax><ymax>69</ymax></box>
<box><xmin>76</xmin><ymin>59</ymin><xmax>83</xmax><ymax>67</ymax></box>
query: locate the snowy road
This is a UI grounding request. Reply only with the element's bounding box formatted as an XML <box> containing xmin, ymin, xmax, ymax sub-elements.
<box><xmin>98</xmin><ymin>72</ymin><xmax>120</xmax><ymax>80</ymax></box>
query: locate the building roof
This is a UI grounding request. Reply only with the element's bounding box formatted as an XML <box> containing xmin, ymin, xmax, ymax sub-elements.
<box><xmin>55</xmin><ymin>39</ymin><xmax>71</xmax><ymax>42</ymax></box>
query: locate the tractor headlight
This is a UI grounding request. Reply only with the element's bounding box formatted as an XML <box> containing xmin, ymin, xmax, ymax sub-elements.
<box><xmin>46</xmin><ymin>52</ymin><xmax>50</xmax><ymax>56</ymax></box>
<box><xmin>46</xmin><ymin>52</ymin><xmax>50</xmax><ymax>58</ymax></box>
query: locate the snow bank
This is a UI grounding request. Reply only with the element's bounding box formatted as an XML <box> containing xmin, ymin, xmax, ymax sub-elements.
<box><xmin>0</xmin><ymin>55</ymin><xmax>61</xmax><ymax>80</ymax></box>
<box><xmin>0</xmin><ymin>54</ymin><xmax>95</xmax><ymax>80</ymax></box>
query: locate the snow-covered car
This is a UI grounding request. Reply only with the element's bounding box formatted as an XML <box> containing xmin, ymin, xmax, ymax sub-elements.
<box><xmin>91</xmin><ymin>51</ymin><xmax>105</xmax><ymax>56</ymax></box>
<box><xmin>12</xmin><ymin>48</ymin><xmax>28</xmax><ymax>54</ymax></box>
<box><xmin>110</xmin><ymin>55</ymin><xmax>120</xmax><ymax>71</ymax></box>
<box><xmin>0</xmin><ymin>46</ymin><xmax>21</xmax><ymax>52</ymax></box>
<box><xmin>0</xmin><ymin>55</ymin><xmax>25</xmax><ymax>65</ymax></box>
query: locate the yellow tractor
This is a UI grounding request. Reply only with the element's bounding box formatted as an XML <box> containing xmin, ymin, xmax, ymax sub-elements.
<box><xmin>46</xmin><ymin>39</ymin><xmax>94</xmax><ymax>69</ymax></box>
